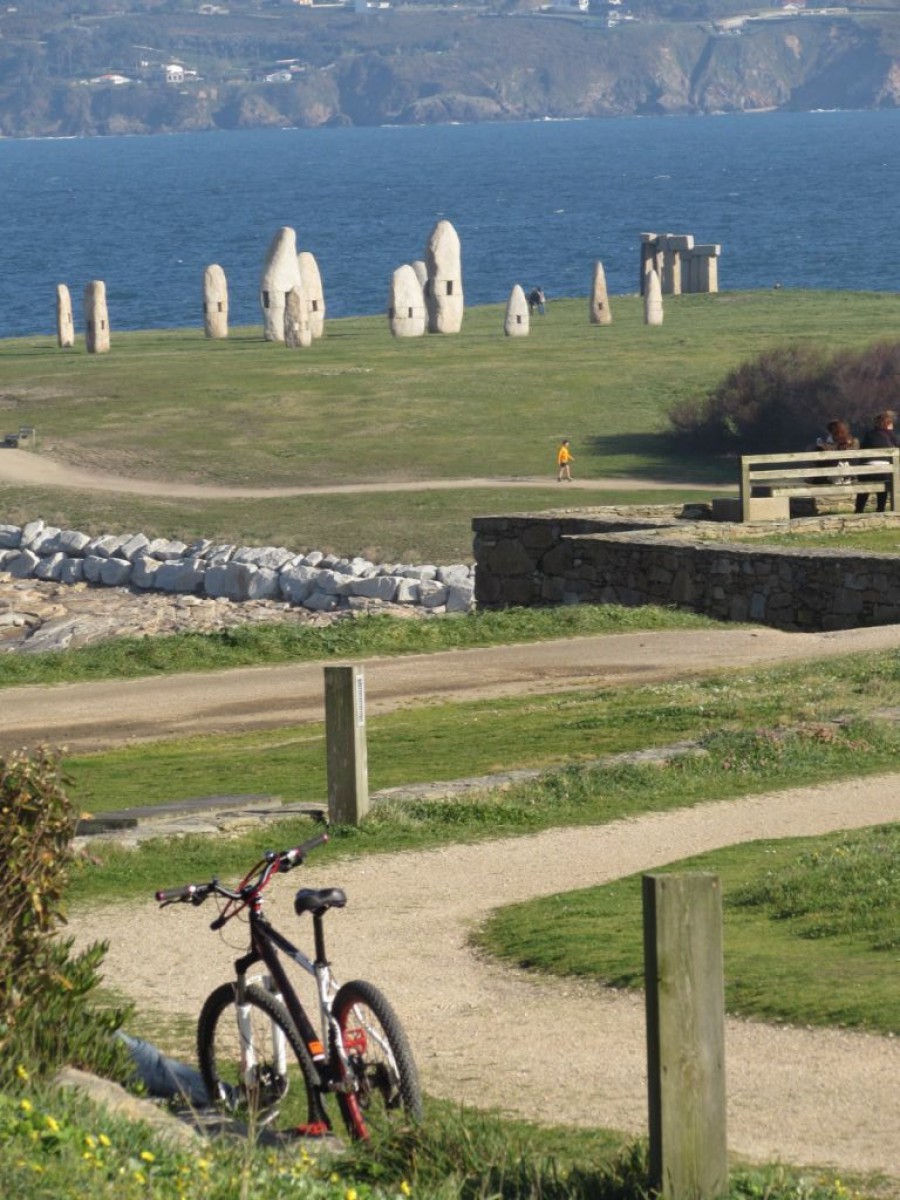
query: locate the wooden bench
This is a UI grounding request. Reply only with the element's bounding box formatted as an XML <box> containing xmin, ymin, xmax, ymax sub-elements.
<box><xmin>737</xmin><ymin>448</ymin><xmax>900</xmax><ymax>522</ymax></box>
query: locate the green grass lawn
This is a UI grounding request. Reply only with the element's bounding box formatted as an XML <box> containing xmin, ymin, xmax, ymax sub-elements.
<box><xmin>473</xmin><ymin>825</ymin><xmax>899</xmax><ymax>1035</ymax></box>
<box><xmin>4</xmin><ymin>290</ymin><xmax>900</xmax><ymax>558</ymax></box>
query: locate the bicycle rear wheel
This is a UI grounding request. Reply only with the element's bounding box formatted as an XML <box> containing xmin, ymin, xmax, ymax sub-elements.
<box><xmin>331</xmin><ymin>978</ymin><xmax>423</xmax><ymax>1140</ymax></box>
<box><xmin>197</xmin><ymin>981</ymin><xmax>326</xmax><ymax>1137</ymax></box>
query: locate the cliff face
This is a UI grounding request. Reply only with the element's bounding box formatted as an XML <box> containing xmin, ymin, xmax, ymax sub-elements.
<box><xmin>1</xmin><ymin>8</ymin><xmax>899</xmax><ymax>137</ymax></box>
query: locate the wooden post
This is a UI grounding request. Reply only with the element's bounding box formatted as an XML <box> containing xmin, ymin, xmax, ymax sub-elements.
<box><xmin>643</xmin><ymin>873</ymin><xmax>728</xmax><ymax>1200</ymax></box>
<box><xmin>324</xmin><ymin>665</ymin><xmax>369</xmax><ymax>826</ymax></box>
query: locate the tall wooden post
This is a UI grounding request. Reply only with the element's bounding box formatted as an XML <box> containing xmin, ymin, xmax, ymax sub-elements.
<box><xmin>643</xmin><ymin>872</ymin><xmax>728</xmax><ymax>1200</ymax></box>
<box><xmin>324</xmin><ymin>665</ymin><xmax>369</xmax><ymax>826</ymax></box>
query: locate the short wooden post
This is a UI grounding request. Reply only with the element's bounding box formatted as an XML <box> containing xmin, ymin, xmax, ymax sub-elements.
<box><xmin>643</xmin><ymin>873</ymin><xmax>728</xmax><ymax>1200</ymax></box>
<box><xmin>324</xmin><ymin>665</ymin><xmax>369</xmax><ymax>826</ymax></box>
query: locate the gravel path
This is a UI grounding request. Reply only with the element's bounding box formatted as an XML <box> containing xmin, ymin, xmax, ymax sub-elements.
<box><xmin>0</xmin><ymin>446</ymin><xmax>713</xmax><ymax>497</ymax></box>
<box><xmin>68</xmin><ymin>776</ymin><xmax>900</xmax><ymax>1181</ymax></box>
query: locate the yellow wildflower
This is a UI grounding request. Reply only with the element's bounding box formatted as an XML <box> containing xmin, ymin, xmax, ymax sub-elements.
<box><xmin>15</xmin><ymin>1064</ymin><xmax>29</xmax><ymax>1082</ymax></box>
<box><xmin>44</xmin><ymin>1116</ymin><xmax>60</xmax><ymax>1134</ymax></box>
<box><xmin>345</xmin><ymin>1189</ymin><xmax>358</xmax><ymax>1200</ymax></box>
<box><xmin>19</xmin><ymin>1098</ymin><xmax>33</xmax><ymax>1114</ymax></box>
<box><xmin>98</xmin><ymin>1133</ymin><xmax>112</xmax><ymax>1147</ymax></box>
<box><xmin>140</xmin><ymin>1150</ymin><xmax>155</xmax><ymax>1163</ymax></box>
<box><xmin>400</xmin><ymin>1182</ymin><xmax>412</xmax><ymax>1197</ymax></box>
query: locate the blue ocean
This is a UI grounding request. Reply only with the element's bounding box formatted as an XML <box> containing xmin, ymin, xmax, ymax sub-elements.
<box><xmin>0</xmin><ymin>108</ymin><xmax>898</xmax><ymax>339</ymax></box>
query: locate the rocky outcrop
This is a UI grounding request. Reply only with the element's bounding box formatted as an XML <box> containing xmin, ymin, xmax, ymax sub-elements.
<box><xmin>203</xmin><ymin>264</ymin><xmax>229</xmax><ymax>339</ymax></box>
<box><xmin>0</xmin><ymin>519</ymin><xmax>476</xmax><ymax>652</ymax></box>
<box><xmin>2</xmin><ymin>13</ymin><xmax>900</xmax><ymax>137</ymax></box>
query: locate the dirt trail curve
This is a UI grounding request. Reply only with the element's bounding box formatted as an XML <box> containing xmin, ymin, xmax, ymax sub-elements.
<box><xmin>70</xmin><ymin>780</ymin><xmax>900</xmax><ymax>1179</ymax></box>
<box><xmin>0</xmin><ymin>447</ymin><xmax>711</xmax><ymax>498</ymax></box>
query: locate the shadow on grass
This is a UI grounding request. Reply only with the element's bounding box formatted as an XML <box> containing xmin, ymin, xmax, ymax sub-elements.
<box><xmin>585</xmin><ymin>432</ymin><xmax>736</xmax><ymax>486</ymax></box>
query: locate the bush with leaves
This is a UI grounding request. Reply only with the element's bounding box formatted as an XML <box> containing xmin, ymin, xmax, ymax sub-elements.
<box><xmin>668</xmin><ymin>339</ymin><xmax>900</xmax><ymax>455</ymax></box>
<box><xmin>0</xmin><ymin>749</ymin><xmax>131</xmax><ymax>1085</ymax></box>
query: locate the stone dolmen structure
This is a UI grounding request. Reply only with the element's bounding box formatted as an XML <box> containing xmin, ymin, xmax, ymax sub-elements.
<box><xmin>640</xmin><ymin>233</ymin><xmax>720</xmax><ymax>295</ymax></box>
<box><xmin>0</xmin><ymin>520</ymin><xmax>475</xmax><ymax>616</ymax></box>
<box><xmin>644</xmin><ymin>268</ymin><xmax>664</xmax><ymax>326</ymax></box>
<box><xmin>259</xmin><ymin>227</ymin><xmax>301</xmax><ymax>342</ymax></box>
<box><xmin>504</xmin><ymin>284</ymin><xmax>530</xmax><ymax>337</ymax></box>
<box><xmin>202</xmin><ymin>264</ymin><xmax>229</xmax><ymax>339</ymax></box>
<box><xmin>388</xmin><ymin>265</ymin><xmax>427</xmax><ymax>338</ymax></box>
<box><xmin>297</xmin><ymin>251</ymin><xmax>325</xmax><ymax>339</ymax></box>
<box><xmin>56</xmin><ymin>284</ymin><xmax>74</xmax><ymax>348</ymax></box>
<box><xmin>83</xmin><ymin>280</ymin><xmax>110</xmax><ymax>354</ymax></box>
<box><xmin>589</xmin><ymin>262</ymin><xmax>612</xmax><ymax>326</ymax></box>
<box><xmin>424</xmin><ymin>219</ymin><xmax>464</xmax><ymax>334</ymax></box>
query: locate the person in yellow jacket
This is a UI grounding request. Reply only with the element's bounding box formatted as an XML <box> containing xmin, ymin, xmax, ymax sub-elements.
<box><xmin>557</xmin><ymin>439</ymin><xmax>573</xmax><ymax>482</ymax></box>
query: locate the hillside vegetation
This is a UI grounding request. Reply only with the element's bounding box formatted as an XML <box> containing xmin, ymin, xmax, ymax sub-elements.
<box><xmin>3</xmin><ymin>0</ymin><xmax>900</xmax><ymax>135</ymax></box>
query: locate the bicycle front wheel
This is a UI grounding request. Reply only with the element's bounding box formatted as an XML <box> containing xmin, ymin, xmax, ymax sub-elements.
<box><xmin>197</xmin><ymin>981</ymin><xmax>324</xmax><ymax>1137</ymax></box>
<box><xmin>331</xmin><ymin>978</ymin><xmax>423</xmax><ymax>1140</ymax></box>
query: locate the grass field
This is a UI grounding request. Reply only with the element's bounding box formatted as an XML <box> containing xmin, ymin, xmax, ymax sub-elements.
<box><xmin>4</xmin><ymin>289</ymin><xmax>900</xmax><ymax>559</ymax></box>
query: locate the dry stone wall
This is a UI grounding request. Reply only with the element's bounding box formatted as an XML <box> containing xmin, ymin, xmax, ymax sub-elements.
<box><xmin>0</xmin><ymin>520</ymin><xmax>475</xmax><ymax>621</ymax></box>
<box><xmin>473</xmin><ymin>507</ymin><xmax>900</xmax><ymax>631</ymax></box>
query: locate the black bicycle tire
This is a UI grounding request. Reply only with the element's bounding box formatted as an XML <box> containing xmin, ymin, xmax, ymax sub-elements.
<box><xmin>197</xmin><ymin>981</ymin><xmax>324</xmax><ymax>1135</ymax></box>
<box><xmin>331</xmin><ymin>978</ymin><xmax>423</xmax><ymax>1140</ymax></box>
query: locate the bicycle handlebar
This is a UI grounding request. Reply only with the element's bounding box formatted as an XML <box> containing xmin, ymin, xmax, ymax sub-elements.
<box><xmin>154</xmin><ymin>831</ymin><xmax>330</xmax><ymax>908</ymax></box>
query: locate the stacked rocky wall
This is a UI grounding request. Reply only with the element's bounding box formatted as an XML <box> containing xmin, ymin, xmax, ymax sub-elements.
<box><xmin>473</xmin><ymin>508</ymin><xmax>900</xmax><ymax>630</ymax></box>
<box><xmin>0</xmin><ymin>521</ymin><xmax>475</xmax><ymax>615</ymax></box>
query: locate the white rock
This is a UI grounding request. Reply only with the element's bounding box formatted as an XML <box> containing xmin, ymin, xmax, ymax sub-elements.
<box><xmin>425</xmin><ymin>219</ymin><xmax>463</xmax><ymax>334</ymax></box>
<box><xmin>203</xmin><ymin>263</ymin><xmax>229</xmax><ymax>339</ymax></box>
<box><xmin>260</xmin><ymin>227</ymin><xmax>302</xmax><ymax>343</ymax></box>
<box><xmin>504</xmin><ymin>284</ymin><xmax>530</xmax><ymax>338</ymax></box>
<box><xmin>298</xmin><ymin>251</ymin><xmax>326</xmax><ymax>339</ymax></box>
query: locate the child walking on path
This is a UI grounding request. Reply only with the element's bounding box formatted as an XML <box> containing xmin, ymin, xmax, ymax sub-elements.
<box><xmin>557</xmin><ymin>440</ymin><xmax>573</xmax><ymax>482</ymax></box>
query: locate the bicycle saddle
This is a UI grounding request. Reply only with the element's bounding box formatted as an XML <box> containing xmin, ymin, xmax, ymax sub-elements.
<box><xmin>294</xmin><ymin>887</ymin><xmax>347</xmax><ymax>916</ymax></box>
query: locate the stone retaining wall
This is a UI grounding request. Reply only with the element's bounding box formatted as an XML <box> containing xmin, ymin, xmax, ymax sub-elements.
<box><xmin>0</xmin><ymin>520</ymin><xmax>475</xmax><ymax>615</ymax></box>
<box><xmin>473</xmin><ymin>507</ymin><xmax>900</xmax><ymax>630</ymax></box>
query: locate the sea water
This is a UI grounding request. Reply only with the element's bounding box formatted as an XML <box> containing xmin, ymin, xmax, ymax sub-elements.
<box><xmin>0</xmin><ymin>108</ymin><xmax>898</xmax><ymax>338</ymax></box>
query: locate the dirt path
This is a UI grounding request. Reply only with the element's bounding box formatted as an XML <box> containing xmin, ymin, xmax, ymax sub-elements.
<box><xmin>0</xmin><ymin>447</ymin><xmax>713</xmax><ymax>498</ymax></box>
<box><xmin>4</xmin><ymin>623</ymin><xmax>900</xmax><ymax>753</ymax></box>
<box><xmin>69</xmin><ymin>779</ymin><xmax>900</xmax><ymax>1179</ymax></box>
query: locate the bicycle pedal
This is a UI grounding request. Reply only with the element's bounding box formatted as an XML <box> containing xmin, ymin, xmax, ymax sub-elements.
<box><xmin>293</xmin><ymin>1120</ymin><xmax>331</xmax><ymax>1138</ymax></box>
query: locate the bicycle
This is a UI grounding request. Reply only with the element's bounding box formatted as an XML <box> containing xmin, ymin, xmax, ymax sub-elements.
<box><xmin>155</xmin><ymin>831</ymin><xmax>423</xmax><ymax>1141</ymax></box>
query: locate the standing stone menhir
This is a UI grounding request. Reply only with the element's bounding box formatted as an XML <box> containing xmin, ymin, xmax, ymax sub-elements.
<box><xmin>504</xmin><ymin>284</ymin><xmax>530</xmax><ymax>337</ymax></box>
<box><xmin>424</xmin><ymin>219</ymin><xmax>463</xmax><ymax>334</ymax></box>
<box><xmin>589</xmin><ymin>261</ymin><xmax>612</xmax><ymax>326</ymax></box>
<box><xmin>297</xmin><ymin>251</ymin><xmax>326</xmax><ymax>339</ymax></box>
<box><xmin>388</xmin><ymin>265</ymin><xmax>427</xmax><ymax>338</ymax></box>
<box><xmin>284</xmin><ymin>283</ymin><xmax>312</xmax><ymax>348</ymax></box>
<box><xmin>260</xmin><ymin>227</ymin><xmax>302</xmax><ymax>343</ymax></box>
<box><xmin>83</xmin><ymin>280</ymin><xmax>110</xmax><ymax>354</ymax></box>
<box><xmin>202</xmin><ymin>264</ymin><xmax>229</xmax><ymax>339</ymax></box>
<box><xmin>644</xmin><ymin>268</ymin><xmax>664</xmax><ymax>326</ymax></box>
<box><xmin>56</xmin><ymin>284</ymin><xmax>74</xmax><ymax>348</ymax></box>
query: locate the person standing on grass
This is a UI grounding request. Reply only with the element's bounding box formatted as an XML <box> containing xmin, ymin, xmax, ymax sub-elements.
<box><xmin>854</xmin><ymin>410</ymin><xmax>898</xmax><ymax>513</ymax></box>
<box><xmin>557</xmin><ymin>439</ymin><xmax>573</xmax><ymax>482</ymax></box>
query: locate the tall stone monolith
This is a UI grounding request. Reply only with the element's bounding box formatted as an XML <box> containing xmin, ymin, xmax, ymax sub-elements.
<box><xmin>56</xmin><ymin>284</ymin><xmax>74</xmax><ymax>348</ymax></box>
<box><xmin>260</xmin><ymin>227</ymin><xmax>301</xmax><ymax>342</ymax></box>
<box><xmin>202</xmin><ymin>264</ymin><xmax>229</xmax><ymax>339</ymax></box>
<box><xmin>504</xmin><ymin>284</ymin><xmax>530</xmax><ymax>337</ymax></box>
<box><xmin>644</xmin><ymin>267</ymin><xmax>664</xmax><ymax>326</ymax></box>
<box><xmin>424</xmin><ymin>219</ymin><xmax>463</xmax><ymax>334</ymax></box>
<box><xmin>388</xmin><ymin>265</ymin><xmax>427</xmax><ymax>338</ymax></box>
<box><xmin>284</xmin><ymin>283</ymin><xmax>312</xmax><ymax>348</ymax></box>
<box><xmin>589</xmin><ymin>261</ymin><xmax>612</xmax><ymax>325</ymax></box>
<box><xmin>83</xmin><ymin>280</ymin><xmax>110</xmax><ymax>354</ymax></box>
<box><xmin>297</xmin><ymin>251</ymin><xmax>325</xmax><ymax>339</ymax></box>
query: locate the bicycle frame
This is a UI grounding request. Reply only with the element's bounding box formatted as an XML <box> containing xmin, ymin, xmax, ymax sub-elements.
<box><xmin>232</xmin><ymin>906</ymin><xmax>353</xmax><ymax>1104</ymax></box>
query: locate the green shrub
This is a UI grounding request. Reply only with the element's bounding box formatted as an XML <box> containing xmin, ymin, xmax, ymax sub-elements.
<box><xmin>668</xmin><ymin>339</ymin><xmax>900</xmax><ymax>454</ymax></box>
<box><xmin>0</xmin><ymin>750</ymin><xmax>131</xmax><ymax>1084</ymax></box>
